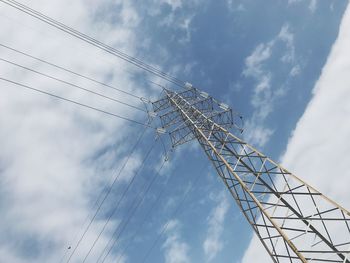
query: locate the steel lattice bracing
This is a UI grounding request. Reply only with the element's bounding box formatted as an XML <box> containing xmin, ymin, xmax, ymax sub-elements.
<box><xmin>152</xmin><ymin>87</ymin><xmax>350</xmax><ymax>263</ymax></box>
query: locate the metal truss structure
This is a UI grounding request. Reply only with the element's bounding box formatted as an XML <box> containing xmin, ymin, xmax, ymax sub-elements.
<box><xmin>152</xmin><ymin>86</ymin><xmax>350</xmax><ymax>263</ymax></box>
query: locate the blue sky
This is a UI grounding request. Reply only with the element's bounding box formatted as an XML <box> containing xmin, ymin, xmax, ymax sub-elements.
<box><xmin>125</xmin><ymin>2</ymin><xmax>347</xmax><ymax>261</ymax></box>
<box><xmin>0</xmin><ymin>0</ymin><xmax>350</xmax><ymax>263</ymax></box>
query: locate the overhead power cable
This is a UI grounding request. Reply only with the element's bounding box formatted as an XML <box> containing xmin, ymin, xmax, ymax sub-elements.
<box><xmin>113</xmin><ymin>152</ymin><xmax>176</xmax><ymax>263</ymax></box>
<box><xmin>140</xmin><ymin>188</ymin><xmax>192</xmax><ymax>263</ymax></box>
<box><xmin>0</xmin><ymin>0</ymin><xmax>185</xmax><ymax>87</ymax></box>
<box><xmin>139</xmin><ymin>165</ymin><xmax>205</xmax><ymax>263</ymax></box>
<box><xmin>0</xmin><ymin>77</ymin><xmax>152</xmax><ymax>128</ymax></box>
<box><xmin>59</xmin><ymin>126</ymin><xmax>152</xmax><ymax>263</ymax></box>
<box><xmin>98</xmin><ymin>154</ymin><xmax>169</xmax><ymax>263</ymax></box>
<box><xmin>0</xmin><ymin>57</ymin><xmax>146</xmax><ymax>112</ymax></box>
<box><xmin>64</xmin><ymin>121</ymin><xmax>152</xmax><ymax>263</ymax></box>
<box><xmin>0</xmin><ymin>43</ymin><xmax>144</xmax><ymax>100</ymax></box>
<box><xmin>81</xmin><ymin>137</ymin><xmax>159</xmax><ymax>262</ymax></box>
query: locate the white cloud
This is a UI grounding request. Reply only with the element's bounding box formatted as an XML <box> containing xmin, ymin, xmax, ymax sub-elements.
<box><xmin>163</xmin><ymin>0</ymin><xmax>184</xmax><ymax>11</ymax></box>
<box><xmin>227</xmin><ymin>0</ymin><xmax>245</xmax><ymax>12</ymax></box>
<box><xmin>242</xmin><ymin>23</ymin><xmax>299</xmax><ymax>147</ymax></box>
<box><xmin>159</xmin><ymin>10</ymin><xmax>195</xmax><ymax>45</ymax></box>
<box><xmin>250</xmin><ymin>74</ymin><xmax>273</xmax><ymax>119</ymax></box>
<box><xmin>162</xmin><ymin>219</ymin><xmax>190</xmax><ymax>263</ymax></box>
<box><xmin>278</xmin><ymin>24</ymin><xmax>296</xmax><ymax>63</ymax></box>
<box><xmin>242</xmin><ymin>2</ymin><xmax>350</xmax><ymax>262</ymax></box>
<box><xmin>0</xmin><ymin>0</ymin><xmax>153</xmax><ymax>262</ymax></box>
<box><xmin>203</xmin><ymin>192</ymin><xmax>229</xmax><ymax>262</ymax></box>
<box><xmin>290</xmin><ymin>64</ymin><xmax>301</xmax><ymax>76</ymax></box>
<box><xmin>242</xmin><ymin>44</ymin><xmax>274</xmax><ymax>147</ymax></box>
<box><xmin>241</xmin><ymin>23</ymin><xmax>295</xmax><ymax>69</ymax></box>
<box><xmin>288</xmin><ymin>0</ymin><xmax>318</xmax><ymax>13</ymax></box>
<box><xmin>243</xmin><ymin>43</ymin><xmax>274</xmax><ymax>147</ymax></box>
<box><xmin>178</xmin><ymin>16</ymin><xmax>193</xmax><ymax>44</ymax></box>
<box><xmin>243</xmin><ymin>121</ymin><xmax>274</xmax><ymax>148</ymax></box>
<box><xmin>309</xmin><ymin>0</ymin><xmax>318</xmax><ymax>12</ymax></box>
<box><xmin>243</xmin><ymin>43</ymin><xmax>273</xmax><ymax>78</ymax></box>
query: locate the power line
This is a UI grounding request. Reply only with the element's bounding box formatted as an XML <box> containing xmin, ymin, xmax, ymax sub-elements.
<box><xmin>59</xmin><ymin>181</ymin><xmax>115</xmax><ymax>263</ymax></box>
<box><xmin>0</xmin><ymin>0</ymin><xmax>185</xmax><ymax>87</ymax></box>
<box><xmin>0</xmin><ymin>77</ymin><xmax>152</xmax><ymax>128</ymax></box>
<box><xmin>113</xmin><ymin>156</ymin><xmax>175</xmax><ymax>263</ymax></box>
<box><xmin>64</xmin><ymin>122</ymin><xmax>151</xmax><ymax>263</ymax></box>
<box><xmin>98</xmin><ymin>153</ymin><xmax>169</xmax><ymax>263</ymax></box>
<box><xmin>58</xmin><ymin>126</ymin><xmax>150</xmax><ymax>263</ymax></box>
<box><xmin>0</xmin><ymin>43</ymin><xmax>144</xmax><ymax>100</ymax></box>
<box><xmin>0</xmin><ymin>57</ymin><xmax>147</xmax><ymax>112</ymax></box>
<box><xmin>81</xmin><ymin>137</ymin><xmax>159</xmax><ymax>262</ymax></box>
<box><xmin>139</xmin><ymin>165</ymin><xmax>205</xmax><ymax>263</ymax></box>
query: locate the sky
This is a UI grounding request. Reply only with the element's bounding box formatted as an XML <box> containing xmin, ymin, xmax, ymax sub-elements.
<box><xmin>0</xmin><ymin>0</ymin><xmax>349</xmax><ymax>263</ymax></box>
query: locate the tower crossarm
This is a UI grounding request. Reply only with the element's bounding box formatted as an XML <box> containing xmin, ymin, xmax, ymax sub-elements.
<box><xmin>155</xmin><ymin>87</ymin><xmax>350</xmax><ymax>263</ymax></box>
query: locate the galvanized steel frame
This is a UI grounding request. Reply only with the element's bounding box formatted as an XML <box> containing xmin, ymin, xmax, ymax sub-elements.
<box><xmin>153</xmin><ymin>87</ymin><xmax>350</xmax><ymax>263</ymax></box>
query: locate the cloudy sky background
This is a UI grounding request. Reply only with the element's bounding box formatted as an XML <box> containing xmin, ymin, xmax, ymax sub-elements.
<box><xmin>0</xmin><ymin>0</ymin><xmax>349</xmax><ymax>262</ymax></box>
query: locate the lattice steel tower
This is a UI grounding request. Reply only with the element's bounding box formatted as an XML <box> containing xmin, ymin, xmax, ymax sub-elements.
<box><xmin>152</xmin><ymin>85</ymin><xmax>350</xmax><ymax>263</ymax></box>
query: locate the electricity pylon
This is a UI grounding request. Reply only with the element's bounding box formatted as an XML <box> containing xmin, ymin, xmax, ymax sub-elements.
<box><xmin>152</xmin><ymin>86</ymin><xmax>350</xmax><ymax>263</ymax></box>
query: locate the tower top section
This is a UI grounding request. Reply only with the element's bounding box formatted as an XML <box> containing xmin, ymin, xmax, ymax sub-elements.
<box><xmin>151</xmin><ymin>85</ymin><xmax>243</xmax><ymax>147</ymax></box>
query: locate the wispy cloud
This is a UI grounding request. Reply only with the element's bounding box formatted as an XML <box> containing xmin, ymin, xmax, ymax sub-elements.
<box><xmin>243</xmin><ymin>43</ymin><xmax>273</xmax><ymax>78</ymax></box>
<box><xmin>163</xmin><ymin>0</ymin><xmax>184</xmax><ymax>11</ymax></box>
<box><xmin>242</xmin><ymin>23</ymin><xmax>299</xmax><ymax>147</ymax></box>
<box><xmin>241</xmin><ymin>2</ymin><xmax>350</xmax><ymax>261</ymax></box>
<box><xmin>0</xmin><ymin>0</ymin><xmax>150</xmax><ymax>262</ymax></box>
<box><xmin>203</xmin><ymin>192</ymin><xmax>229</xmax><ymax>262</ymax></box>
<box><xmin>288</xmin><ymin>0</ymin><xmax>318</xmax><ymax>13</ymax></box>
<box><xmin>227</xmin><ymin>0</ymin><xmax>245</xmax><ymax>12</ymax></box>
<box><xmin>309</xmin><ymin>0</ymin><xmax>318</xmax><ymax>12</ymax></box>
<box><xmin>278</xmin><ymin>24</ymin><xmax>296</xmax><ymax>63</ymax></box>
<box><xmin>162</xmin><ymin>219</ymin><xmax>190</xmax><ymax>263</ymax></box>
